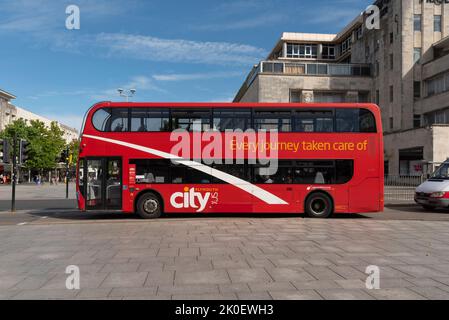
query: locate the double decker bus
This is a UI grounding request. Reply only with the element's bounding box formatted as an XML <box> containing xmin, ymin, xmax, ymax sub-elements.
<box><xmin>76</xmin><ymin>102</ymin><xmax>384</xmax><ymax>219</ymax></box>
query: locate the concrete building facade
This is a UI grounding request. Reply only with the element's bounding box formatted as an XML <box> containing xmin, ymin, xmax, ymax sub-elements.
<box><xmin>234</xmin><ymin>0</ymin><xmax>449</xmax><ymax>176</ymax></box>
<box><xmin>0</xmin><ymin>89</ymin><xmax>78</xmax><ymax>143</ymax></box>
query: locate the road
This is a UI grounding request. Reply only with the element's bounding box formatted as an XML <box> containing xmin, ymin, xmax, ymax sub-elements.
<box><xmin>1</xmin><ymin>184</ymin><xmax>449</xmax><ymax>300</ymax></box>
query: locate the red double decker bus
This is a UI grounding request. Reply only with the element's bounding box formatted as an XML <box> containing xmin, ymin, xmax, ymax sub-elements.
<box><xmin>76</xmin><ymin>102</ymin><xmax>384</xmax><ymax>218</ymax></box>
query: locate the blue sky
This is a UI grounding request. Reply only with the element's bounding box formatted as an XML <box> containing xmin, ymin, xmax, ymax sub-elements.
<box><xmin>0</xmin><ymin>0</ymin><xmax>372</xmax><ymax>131</ymax></box>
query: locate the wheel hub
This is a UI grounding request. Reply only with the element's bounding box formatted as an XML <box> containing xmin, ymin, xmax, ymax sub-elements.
<box><xmin>143</xmin><ymin>199</ymin><xmax>158</xmax><ymax>213</ymax></box>
<box><xmin>311</xmin><ymin>199</ymin><xmax>326</xmax><ymax>215</ymax></box>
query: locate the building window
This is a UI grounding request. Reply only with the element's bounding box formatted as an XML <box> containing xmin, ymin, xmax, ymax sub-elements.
<box><xmin>414</xmin><ymin>81</ymin><xmax>421</xmax><ymax>98</ymax></box>
<box><xmin>389</xmin><ymin>86</ymin><xmax>394</xmax><ymax>102</ymax></box>
<box><xmin>389</xmin><ymin>117</ymin><xmax>394</xmax><ymax>130</ymax></box>
<box><xmin>375</xmin><ymin>90</ymin><xmax>380</xmax><ymax>105</ymax></box>
<box><xmin>358</xmin><ymin>92</ymin><xmax>370</xmax><ymax>103</ymax></box>
<box><xmin>375</xmin><ymin>60</ymin><xmax>380</xmax><ymax>77</ymax></box>
<box><xmin>340</xmin><ymin>37</ymin><xmax>352</xmax><ymax>55</ymax></box>
<box><xmin>389</xmin><ymin>32</ymin><xmax>394</xmax><ymax>44</ymax></box>
<box><xmin>286</xmin><ymin>43</ymin><xmax>318</xmax><ymax>59</ymax></box>
<box><xmin>414</xmin><ymin>14</ymin><xmax>422</xmax><ymax>32</ymax></box>
<box><xmin>355</xmin><ymin>26</ymin><xmax>363</xmax><ymax>39</ymax></box>
<box><xmin>390</xmin><ymin>53</ymin><xmax>394</xmax><ymax>70</ymax></box>
<box><xmin>413</xmin><ymin>48</ymin><xmax>422</xmax><ymax>64</ymax></box>
<box><xmin>322</xmin><ymin>45</ymin><xmax>335</xmax><ymax>59</ymax></box>
<box><xmin>424</xmin><ymin>107</ymin><xmax>449</xmax><ymax>125</ymax></box>
<box><xmin>434</xmin><ymin>15</ymin><xmax>442</xmax><ymax>32</ymax></box>
<box><xmin>425</xmin><ymin>71</ymin><xmax>449</xmax><ymax>97</ymax></box>
<box><xmin>414</xmin><ymin>114</ymin><xmax>421</xmax><ymax>128</ymax></box>
<box><xmin>290</xmin><ymin>90</ymin><xmax>301</xmax><ymax>103</ymax></box>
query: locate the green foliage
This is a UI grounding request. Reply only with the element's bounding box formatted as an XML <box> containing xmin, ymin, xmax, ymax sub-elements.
<box><xmin>68</xmin><ymin>139</ymin><xmax>80</xmax><ymax>165</ymax></box>
<box><xmin>0</xmin><ymin>119</ymin><xmax>67</xmax><ymax>170</ymax></box>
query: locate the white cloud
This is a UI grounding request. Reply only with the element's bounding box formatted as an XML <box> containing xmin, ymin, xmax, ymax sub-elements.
<box><xmin>94</xmin><ymin>33</ymin><xmax>267</xmax><ymax>66</ymax></box>
<box><xmin>152</xmin><ymin>71</ymin><xmax>243</xmax><ymax>82</ymax></box>
<box><xmin>0</xmin><ymin>1</ymin><xmax>267</xmax><ymax>66</ymax></box>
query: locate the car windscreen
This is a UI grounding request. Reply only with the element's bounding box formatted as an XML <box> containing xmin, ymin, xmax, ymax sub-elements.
<box><xmin>430</xmin><ymin>163</ymin><xmax>449</xmax><ymax>180</ymax></box>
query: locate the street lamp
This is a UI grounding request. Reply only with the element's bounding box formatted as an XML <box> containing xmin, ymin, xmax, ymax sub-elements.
<box><xmin>117</xmin><ymin>88</ymin><xmax>136</xmax><ymax>102</ymax></box>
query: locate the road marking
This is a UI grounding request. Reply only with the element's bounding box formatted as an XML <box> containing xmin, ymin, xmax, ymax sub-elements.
<box><xmin>41</xmin><ymin>216</ymin><xmax>48</xmax><ymax>219</ymax></box>
<box><xmin>17</xmin><ymin>222</ymin><xmax>27</xmax><ymax>226</ymax></box>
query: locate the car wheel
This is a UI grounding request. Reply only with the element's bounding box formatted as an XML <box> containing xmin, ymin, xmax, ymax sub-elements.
<box><xmin>305</xmin><ymin>192</ymin><xmax>333</xmax><ymax>218</ymax></box>
<box><xmin>136</xmin><ymin>193</ymin><xmax>162</xmax><ymax>219</ymax></box>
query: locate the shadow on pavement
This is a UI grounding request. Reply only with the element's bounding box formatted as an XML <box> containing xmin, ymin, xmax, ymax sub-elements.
<box><xmin>23</xmin><ymin>209</ymin><xmax>369</xmax><ymax>222</ymax></box>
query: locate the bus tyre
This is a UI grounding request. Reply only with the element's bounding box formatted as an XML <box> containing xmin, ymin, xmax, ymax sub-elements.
<box><xmin>305</xmin><ymin>192</ymin><xmax>333</xmax><ymax>218</ymax></box>
<box><xmin>136</xmin><ymin>193</ymin><xmax>162</xmax><ymax>219</ymax></box>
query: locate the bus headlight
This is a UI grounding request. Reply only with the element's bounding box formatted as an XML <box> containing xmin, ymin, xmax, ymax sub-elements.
<box><xmin>430</xmin><ymin>192</ymin><xmax>446</xmax><ymax>198</ymax></box>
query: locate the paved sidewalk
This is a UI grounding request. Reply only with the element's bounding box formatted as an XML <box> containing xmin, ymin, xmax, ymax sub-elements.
<box><xmin>1</xmin><ymin>217</ymin><xmax>449</xmax><ymax>300</ymax></box>
<box><xmin>0</xmin><ymin>184</ymin><xmax>76</xmax><ymax>201</ymax></box>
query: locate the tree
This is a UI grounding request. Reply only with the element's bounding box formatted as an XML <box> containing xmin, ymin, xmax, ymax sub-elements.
<box><xmin>0</xmin><ymin>119</ymin><xmax>66</xmax><ymax>171</ymax></box>
<box><xmin>68</xmin><ymin>139</ymin><xmax>80</xmax><ymax>166</ymax></box>
<box><xmin>0</xmin><ymin>118</ymin><xmax>29</xmax><ymax>160</ymax></box>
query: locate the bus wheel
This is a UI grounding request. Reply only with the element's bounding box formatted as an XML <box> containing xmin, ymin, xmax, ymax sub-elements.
<box><xmin>136</xmin><ymin>193</ymin><xmax>162</xmax><ymax>219</ymax></box>
<box><xmin>305</xmin><ymin>192</ymin><xmax>333</xmax><ymax>218</ymax></box>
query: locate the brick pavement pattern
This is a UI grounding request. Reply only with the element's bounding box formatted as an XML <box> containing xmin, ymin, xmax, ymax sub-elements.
<box><xmin>1</xmin><ymin>217</ymin><xmax>449</xmax><ymax>300</ymax></box>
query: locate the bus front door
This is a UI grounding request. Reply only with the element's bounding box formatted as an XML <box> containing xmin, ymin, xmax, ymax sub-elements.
<box><xmin>85</xmin><ymin>158</ymin><xmax>122</xmax><ymax>210</ymax></box>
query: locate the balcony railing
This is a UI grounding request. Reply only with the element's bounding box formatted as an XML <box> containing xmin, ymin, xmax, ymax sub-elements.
<box><xmin>245</xmin><ymin>61</ymin><xmax>371</xmax><ymax>87</ymax></box>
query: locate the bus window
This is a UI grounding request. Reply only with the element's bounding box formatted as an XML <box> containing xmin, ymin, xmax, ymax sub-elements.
<box><xmin>78</xmin><ymin>159</ymin><xmax>85</xmax><ymax>197</ymax></box>
<box><xmin>213</xmin><ymin>109</ymin><xmax>251</xmax><ymax>131</ymax></box>
<box><xmin>130</xmin><ymin>108</ymin><xmax>170</xmax><ymax>132</ymax></box>
<box><xmin>359</xmin><ymin>109</ymin><xmax>377</xmax><ymax>133</ymax></box>
<box><xmin>248</xmin><ymin>160</ymin><xmax>354</xmax><ymax>185</ymax></box>
<box><xmin>254</xmin><ymin>110</ymin><xmax>292</xmax><ymax>132</ymax></box>
<box><xmin>130</xmin><ymin>159</ymin><xmax>169</xmax><ymax>184</ymax></box>
<box><xmin>110</xmin><ymin>108</ymin><xmax>129</xmax><ymax>132</ymax></box>
<box><xmin>212</xmin><ymin>163</ymin><xmax>250</xmax><ymax>183</ymax></box>
<box><xmin>294</xmin><ymin>111</ymin><xmax>333</xmax><ymax>132</ymax></box>
<box><xmin>92</xmin><ymin>108</ymin><xmax>112</xmax><ymax>132</ymax></box>
<box><xmin>294</xmin><ymin>161</ymin><xmax>335</xmax><ymax>184</ymax></box>
<box><xmin>172</xmin><ymin>109</ymin><xmax>211</xmax><ymax>131</ymax></box>
<box><xmin>335</xmin><ymin>160</ymin><xmax>354</xmax><ymax>184</ymax></box>
<box><xmin>336</xmin><ymin>108</ymin><xmax>376</xmax><ymax>133</ymax></box>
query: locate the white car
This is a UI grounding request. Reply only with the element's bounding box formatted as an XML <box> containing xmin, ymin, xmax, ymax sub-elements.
<box><xmin>415</xmin><ymin>160</ymin><xmax>449</xmax><ymax>210</ymax></box>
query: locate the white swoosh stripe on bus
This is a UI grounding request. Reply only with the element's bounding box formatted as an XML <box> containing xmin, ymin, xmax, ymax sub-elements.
<box><xmin>83</xmin><ymin>134</ymin><xmax>288</xmax><ymax>205</ymax></box>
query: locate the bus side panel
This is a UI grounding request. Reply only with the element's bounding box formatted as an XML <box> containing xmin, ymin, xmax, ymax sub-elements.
<box><xmin>349</xmin><ymin>178</ymin><xmax>382</xmax><ymax>212</ymax></box>
<box><xmin>332</xmin><ymin>187</ymin><xmax>349</xmax><ymax>213</ymax></box>
<box><xmin>251</xmin><ymin>185</ymin><xmax>296</xmax><ymax>213</ymax></box>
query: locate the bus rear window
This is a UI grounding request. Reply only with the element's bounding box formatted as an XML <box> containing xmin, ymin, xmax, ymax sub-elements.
<box><xmin>336</xmin><ymin>109</ymin><xmax>376</xmax><ymax>133</ymax></box>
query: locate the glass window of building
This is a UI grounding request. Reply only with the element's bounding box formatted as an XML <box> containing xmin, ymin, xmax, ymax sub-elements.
<box><xmin>414</xmin><ymin>81</ymin><xmax>421</xmax><ymax>98</ymax></box>
<box><xmin>322</xmin><ymin>45</ymin><xmax>335</xmax><ymax>59</ymax></box>
<box><xmin>286</xmin><ymin>43</ymin><xmax>318</xmax><ymax>58</ymax></box>
<box><xmin>414</xmin><ymin>48</ymin><xmax>422</xmax><ymax>63</ymax></box>
<box><xmin>434</xmin><ymin>15</ymin><xmax>442</xmax><ymax>32</ymax></box>
<box><xmin>414</xmin><ymin>14</ymin><xmax>422</xmax><ymax>32</ymax></box>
